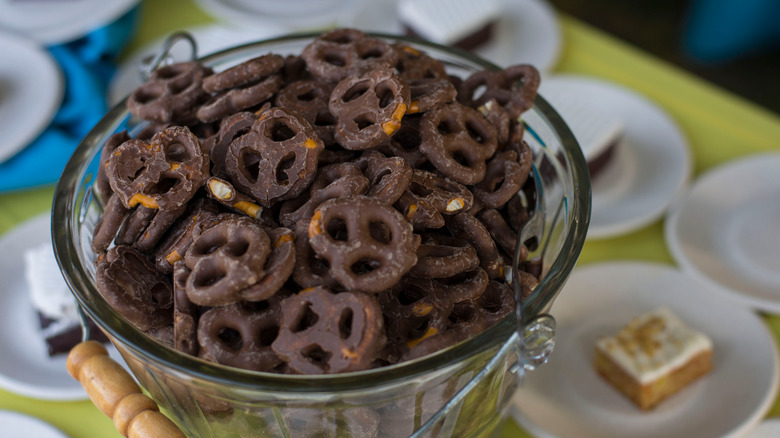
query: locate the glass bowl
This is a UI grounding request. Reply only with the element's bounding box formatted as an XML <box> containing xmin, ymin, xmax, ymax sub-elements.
<box><xmin>52</xmin><ymin>32</ymin><xmax>590</xmax><ymax>438</ymax></box>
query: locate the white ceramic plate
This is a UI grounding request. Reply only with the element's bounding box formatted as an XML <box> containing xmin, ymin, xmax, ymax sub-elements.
<box><xmin>747</xmin><ymin>419</ymin><xmax>780</xmax><ymax>438</ymax></box>
<box><xmin>352</xmin><ymin>0</ymin><xmax>562</xmax><ymax>71</ymax></box>
<box><xmin>539</xmin><ymin>75</ymin><xmax>692</xmax><ymax>239</ymax></box>
<box><xmin>0</xmin><ymin>410</ymin><xmax>67</xmax><ymax>438</ymax></box>
<box><xmin>109</xmin><ymin>24</ymin><xmax>287</xmax><ymax>105</ymax></box>
<box><xmin>0</xmin><ymin>30</ymin><xmax>63</xmax><ymax>164</ymax></box>
<box><xmin>665</xmin><ymin>153</ymin><xmax>780</xmax><ymax>313</ymax></box>
<box><xmin>0</xmin><ymin>0</ymin><xmax>138</xmax><ymax>44</ymax></box>
<box><xmin>194</xmin><ymin>0</ymin><xmax>361</xmax><ymax>32</ymax></box>
<box><xmin>0</xmin><ymin>213</ymin><xmax>124</xmax><ymax>401</ymax></box>
<box><xmin>511</xmin><ymin>262</ymin><xmax>779</xmax><ymax>438</ymax></box>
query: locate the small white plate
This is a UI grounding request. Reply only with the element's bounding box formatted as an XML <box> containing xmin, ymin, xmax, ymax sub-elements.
<box><xmin>0</xmin><ymin>30</ymin><xmax>63</xmax><ymax>164</ymax></box>
<box><xmin>747</xmin><ymin>419</ymin><xmax>780</xmax><ymax>438</ymax></box>
<box><xmin>0</xmin><ymin>213</ymin><xmax>124</xmax><ymax>401</ymax></box>
<box><xmin>109</xmin><ymin>24</ymin><xmax>287</xmax><ymax>105</ymax></box>
<box><xmin>194</xmin><ymin>0</ymin><xmax>360</xmax><ymax>32</ymax></box>
<box><xmin>665</xmin><ymin>153</ymin><xmax>780</xmax><ymax>313</ymax></box>
<box><xmin>352</xmin><ymin>0</ymin><xmax>562</xmax><ymax>71</ymax></box>
<box><xmin>0</xmin><ymin>0</ymin><xmax>138</xmax><ymax>44</ymax></box>
<box><xmin>0</xmin><ymin>410</ymin><xmax>67</xmax><ymax>438</ymax></box>
<box><xmin>539</xmin><ymin>75</ymin><xmax>692</xmax><ymax>239</ymax></box>
<box><xmin>511</xmin><ymin>262</ymin><xmax>779</xmax><ymax>438</ymax></box>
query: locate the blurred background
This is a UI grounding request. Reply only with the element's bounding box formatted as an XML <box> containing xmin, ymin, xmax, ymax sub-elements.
<box><xmin>551</xmin><ymin>0</ymin><xmax>780</xmax><ymax>114</ymax></box>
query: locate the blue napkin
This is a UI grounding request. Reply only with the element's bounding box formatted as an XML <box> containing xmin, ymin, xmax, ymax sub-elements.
<box><xmin>684</xmin><ymin>0</ymin><xmax>780</xmax><ymax>62</ymax></box>
<box><xmin>0</xmin><ymin>7</ymin><xmax>138</xmax><ymax>193</ymax></box>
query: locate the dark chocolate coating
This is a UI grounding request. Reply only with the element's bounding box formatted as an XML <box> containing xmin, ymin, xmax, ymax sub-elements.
<box><xmin>225</xmin><ymin>107</ymin><xmax>323</xmax><ymax>207</ymax></box>
<box><xmin>95</xmin><ymin>245</ymin><xmax>173</xmax><ymax>331</ymax></box>
<box><xmin>419</xmin><ymin>102</ymin><xmax>497</xmax><ymax>185</ymax></box>
<box><xmin>301</xmin><ymin>28</ymin><xmax>398</xmax><ymax>83</ymax></box>
<box><xmin>308</xmin><ymin>196</ymin><xmax>418</xmax><ymax>293</ymax></box>
<box><xmin>329</xmin><ymin>66</ymin><xmax>410</xmax><ymax>150</ymax></box>
<box><xmin>273</xmin><ymin>287</ymin><xmax>385</xmax><ymax>374</ymax></box>
<box><xmin>198</xmin><ymin>299</ymin><xmax>284</xmax><ymax>372</ymax></box>
<box><xmin>127</xmin><ymin>62</ymin><xmax>212</xmax><ymax>123</ymax></box>
<box><xmin>184</xmin><ymin>215</ymin><xmax>271</xmax><ymax>306</ymax></box>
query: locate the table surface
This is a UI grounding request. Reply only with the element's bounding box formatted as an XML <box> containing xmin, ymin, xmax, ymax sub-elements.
<box><xmin>0</xmin><ymin>1</ymin><xmax>778</xmax><ymax>437</ymax></box>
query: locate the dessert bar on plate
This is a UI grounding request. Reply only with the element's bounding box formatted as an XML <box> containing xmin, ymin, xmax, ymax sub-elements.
<box><xmin>398</xmin><ymin>0</ymin><xmax>501</xmax><ymax>50</ymax></box>
<box><xmin>594</xmin><ymin>307</ymin><xmax>713</xmax><ymax>410</ymax></box>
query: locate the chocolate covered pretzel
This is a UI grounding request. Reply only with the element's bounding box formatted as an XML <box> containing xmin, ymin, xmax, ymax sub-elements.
<box><xmin>172</xmin><ymin>261</ymin><xmax>199</xmax><ymax>356</ymax></box>
<box><xmin>395</xmin><ymin>169</ymin><xmax>473</xmax><ymax>230</ymax></box>
<box><xmin>353</xmin><ymin>150</ymin><xmax>412</xmax><ymax>205</ymax></box>
<box><xmin>406</xmin><ymin>78</ymin><xmax>457</xmax><ymax>115</ymax></box>
<box><xmin>184</xmin><ymin>215</ymin><xmax>271</xmax><ymax>306</ymax></box>
<box><xmin>107</xmin><ymin>126</ymin><xmax>209</xmax><ymax>211</ymax></box>
<box><xmin>472</xmin><ymin>150</ymin><xmax>525</xmax><ymax>210</ymax></box>
<box><xmin>393</xmin><ymin>44</ymin><xmax>448</xmax><ymax>81</ymax></box>
<box><xmin>204</xmin><ymin>111</ymin><xmax>256</xmax><ymax>177</ymax></box>
<box><xmin>276</xmin><ymin>79</ymin><xmax>339</xmax><ymax>147</ymax></box>
<box><xmin>407</xmin><ymin>233</ymin><xmax>479</xmax><ymax>279</ymax></box>
<box><xmin>301</xmin><ymin>28</ymin><xmax>398</xmax><ymax>82</ymax></box>
<box><xmin>419</xmin><ymin>102</ymin><xmax>497</xmax><ymax>185</ymax></box>
<box><xmin>273</xmin><ymin>287</ymin><xmax>385</xmax><ymax>374</ymax></box>
<box><xmin>292</xmin><ymin>219</ymin><xmax>340</xmax><ymax>290</ymax></box>
<box><xmin>154</xmin><ymin>198</ymin><xmax>222</xmax><ymax>274</ymax></box>
<box><xmin>329</xmin><ymin>66</ymin><xmax>410</xmax><ymax>150</ymax></box>
<box><xmin>226</xmin><ymin>107</ymin><xmax>323</xmax><ymax>206</ymax></box>
<box><xmin>95</xmin><ymin>245</ymin><xmax>173</xmax><ymax>332</ymax></box>
<box><xmin>198</xmin><ymin>299</ymin><xmax>285</xmax><ymax>372</ymax></box>
<box><xmin>459</xmin><ymin>64</ymin><xmax>540</xmax><ymax>120</ymax></box>
<box><xmin>447</xmin><ymin>212</ymin><xmax>503</xmax><ymax>279</ymax></box>
<box><xmin>308</xmin><ymin>196</ymin><xmax>418</xmax><ymax>293</ymax></box>
<box><xmin>279</xmin><ymin>162</ymin><xmax>369</xmax><ymax>228</ymax></box>
<box><xmin>127</xmin><ymin>62</ymin><xmax>212</xmax><ymax>123</ymax></box>
<box><xmin>96</xmin><ymin>131</ymin><xmax>130</xmax><ymax>202</ymax></box>
<box><xmin>237</xmin><ymin>227</ymin><xmax>296</xmax><ymax>301</ymax></box>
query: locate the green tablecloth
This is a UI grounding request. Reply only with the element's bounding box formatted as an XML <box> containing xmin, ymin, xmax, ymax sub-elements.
<box><xmin>0</xmin><ymin>1</ymin><xmax>778</xmax><ymax>436</ymax></box>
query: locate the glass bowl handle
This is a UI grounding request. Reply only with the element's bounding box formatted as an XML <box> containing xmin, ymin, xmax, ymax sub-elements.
<box><xmin>67</xmin><ymin>341</ymin><xmax>186</xmax><ymax>438</ymax></box>
<box><xmin>411</xmin><ymin>314</ymin><xmax>556</xmax><ymax>437</ymax></box>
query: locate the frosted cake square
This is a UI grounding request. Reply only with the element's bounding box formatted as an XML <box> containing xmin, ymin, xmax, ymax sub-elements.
<box><xmin>594</xmin><ymin>307</ymin><xmax>713</xmax><ymax>410</ymax></box>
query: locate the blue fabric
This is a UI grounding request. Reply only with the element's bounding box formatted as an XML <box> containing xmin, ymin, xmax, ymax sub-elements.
<box><xmin>0</xmin><ymin>6</ymin><xmax>138</xmax><ymax>192</ymax></box>
<box><xmin>683</xmin><ymin>0</ymin><xmax>780</xmax><ymax>62</ymax></box>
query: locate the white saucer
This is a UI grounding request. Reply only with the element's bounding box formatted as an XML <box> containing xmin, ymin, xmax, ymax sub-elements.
<box><xmin>665</xmin><ymin>153</ymin><xmax>780</xmax><ymax>313</ymax></box>
<box><xmin>0</xmin><ymin>410</ymin><xmax>67</xmax><ymax>438</ymax></box>
<box><xmin>511</xmin><ymin>262</ymin><xmax>779</xmax><ymax>438</ymax></box>
<box><xmin>0</xmin><ymin>30</ymin><xmax>63</xmax><ymax>164</ymax></box>
<box><xmin>194</xmin><ymin>0</ymin><xmax>360</xmax><ymax>32</ymax></box>
<box><xmin>0</xmin><ymin>213</ymin><xmax>124</xmax><ymax>401</ymax></box>
<box><xmin>747</xmin><ymin>419</ymin><xmax>780</xmax><ymax>438</ymax></box>
<box><xmin>351</xmin><ymin>0</ymin><xmax>562</xmax><ymax>71</ymax></box>
<box><xmin>539</xmin><ymin>75</ymin><xmax>692</xmax><ymax>239</ymax></box>
<box><xmin>0</xmin><ymin>0</ymin><xmax>138</xmax><ymax>44</ymax></box>
<box><xmin>109</xmin><ymin>24</ymin><xmax>287</xmax><ymax>105</ymax></box>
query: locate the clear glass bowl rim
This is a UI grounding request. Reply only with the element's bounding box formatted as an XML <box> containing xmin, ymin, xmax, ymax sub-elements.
<box><xmin>52</xmin><ymin>31</ymin><xmax>591</xmax><ymax>393</ymax></box>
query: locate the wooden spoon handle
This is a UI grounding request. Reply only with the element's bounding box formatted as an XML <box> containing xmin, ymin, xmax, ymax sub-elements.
<box><xmin>67</xmin><ymin>341</ymin><xmax>185</xmax><ymax>438</ymax></box>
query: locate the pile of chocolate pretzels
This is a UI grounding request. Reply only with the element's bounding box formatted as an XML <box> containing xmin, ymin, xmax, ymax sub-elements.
<box><xmin>90</xmin><ymin>28</ymin><xmax>541</xmax><ymax>375</ymax></box>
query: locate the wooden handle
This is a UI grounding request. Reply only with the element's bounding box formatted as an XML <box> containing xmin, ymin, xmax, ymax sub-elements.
<box><xmin>67</xmin><ymin>341</ymin><xmax>186</xmax><ymax>438</ymax></box>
